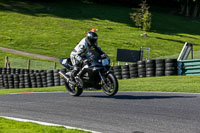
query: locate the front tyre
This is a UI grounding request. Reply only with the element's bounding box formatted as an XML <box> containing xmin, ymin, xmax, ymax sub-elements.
<box><xmin>65</xmin><ymin>82</ymin><xmax>83</xmax><ymax>96</ymax></box>
<box><xmin>102</xmin><ymin>73</ymin><xmax>118</xmax><ymax>96</ymax></box>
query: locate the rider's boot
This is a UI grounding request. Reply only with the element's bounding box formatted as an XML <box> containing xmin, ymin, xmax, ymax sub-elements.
<box><xmin>71</xmin><ymin>66</ymin><xmax>79</xmax><ymax>85</ymax></box>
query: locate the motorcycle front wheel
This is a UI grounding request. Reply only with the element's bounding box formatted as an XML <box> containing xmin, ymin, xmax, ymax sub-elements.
<box><xmin>65</xmin><ymin>82</ymin><xmax>83</xmax><ymax>96</ymax></box>
<box><xmin>102</xmin><ymin>73</ymin><xmax>118</xmax><ymax>96</ymax></box>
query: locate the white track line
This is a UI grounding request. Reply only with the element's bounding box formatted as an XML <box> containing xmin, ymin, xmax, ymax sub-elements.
<box><xmin>0</xmin><ymin>116</ymin><xmax>101</xmax><ymax>133</ymax></box>
<box><xmin>8</xmin><ymin>92</ymin><xmax>65</xmax><ymax>95</ymax></box>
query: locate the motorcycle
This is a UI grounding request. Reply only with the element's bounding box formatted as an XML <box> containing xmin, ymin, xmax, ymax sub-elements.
<box><xmin>59</xmin><ymin>50</ymin><xmax>118</xmax><ymax>96</ymax></box>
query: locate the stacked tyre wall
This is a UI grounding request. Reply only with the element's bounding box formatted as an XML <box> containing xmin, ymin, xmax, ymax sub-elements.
<box><xmin>112</xmin><ymin>59</ymin><xmax>178</xmax><ymax>80</ymax></box>
<box><xmin>0</xmin><ymin>59</ymin><xmax>178</xmax><ymax>89</ymax></box>
<box><xmin>0</xmin><ymin>68</ymin><xmax>66</xmax><ymax>89</ymax></box>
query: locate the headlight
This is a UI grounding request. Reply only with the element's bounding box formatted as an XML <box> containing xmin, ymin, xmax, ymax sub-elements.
<box><xmin>102</xmin><ymin>59</ymin><xmax>109</xmax><ymax>66</ymax></box>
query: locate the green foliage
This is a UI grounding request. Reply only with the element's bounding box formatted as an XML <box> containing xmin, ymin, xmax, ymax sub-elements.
<box><xmin>130</xmin><ymin>10</ymin><xmax>143</xmax><ymax>28</ymax></box>
<box><xmin>0</xmin><ymin>117</ymin><xmax>90</xmax><ymax>133</ymax></box>
<box><xmin>130</xmin><ymin>0</ymin><xmax>152</xmax><ymax>31</ymax></box>
<box><xmin>142</xmin><ymin>10</ymin><xmax>151</xmax><ymax>31</ymax></box>
<box><xmin>177</xmin><ymin>0</ymin><xmax>200</xmax><ymax>17</ymax></box>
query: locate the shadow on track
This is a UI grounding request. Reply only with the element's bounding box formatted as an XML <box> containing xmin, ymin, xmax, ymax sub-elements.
<box><xmin>85</xmin><ymin>95</ymin><xmax>196</xmax><ymax>100</ymax></box>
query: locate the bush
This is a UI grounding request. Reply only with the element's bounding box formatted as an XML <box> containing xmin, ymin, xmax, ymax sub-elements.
<box><xmin>142</xmin><ymin>10</ymin><xmax>151</xmax><ymax>31</ymax></box>
<box><xmin>130</xmin><ymin>0</ymin><xmax>152</xmax><ymax>31</ymax></box>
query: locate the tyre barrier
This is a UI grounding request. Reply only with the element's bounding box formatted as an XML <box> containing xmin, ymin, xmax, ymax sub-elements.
<box><xmin>155</xmin><ymin>59</ymin><xmax>165</xmax><ymax>77</ymax></box>
<box><xmin>13</xmin><ymin>74</ymin><xmax>19</xmax><ymax>88</ymax></box>
<box><xmin>24</xmin><ymin>74</ymin><xmax>31</xmax><ymax>88</ymax></box>
<box><xmin>0</xmin><ymin>59</ymin><xmax>178</xmax><ymax>89</ymax></box>
<box><xmin>137</xmin><ymin>60</ymin><xmax>146</xmax><ymax>78</ymax></box>
<box><xmin>47</xmin><ymin>70</ymin><xmax>54</xmax><ymax>87</ymax></box>
<box><xmin>3</xmin><ymin>75</ymin><xmax>8</xmax><ymax>89</ymax></box>
<box><xmin>121</xmin><ymin>65</ymin><xmax>130</xmax><ymax>79</ymax></box>
<box><xmin>129</xmin><ymin>63</ymin><xmax>138</xmax><ymax>78</ymax></box>
<box><xmin>0</xmin><ymin>68</ymin><xmax>65</xmax><ymax>89</ymax></box>
<box><xmin>165</xmin><ymin>59</ymin><xmax>177</xmax><ymax>76</ymax></box>
<box><xmin>54</xmin><ymin>69</ymin><xmax>60</xmax><ymax>86</ymax></box>
<box><xmin>41</xmin><ymin>72</ymin><xmax>47</xmax><ymax>87</ymax></box>
<box><xmin>113</xmin><ymin>65</ymin><xmax>122</xmax><ymax>80</ymax></box>
<box><xmin>19</xmin><ymin>74</ymin><xmax>24</xmax><ymax>88</ymax></box>
<box><xmin>145</xmin><ymin>60</ymin><xmax>155</xmax><ymax>77</ymax></box>
<box><xmin>59</xmin><ymin>69</ymin><xmax>66</xmax><ymax>86</ymax></box>
<box><xmin>111</xmin><ymin>59</ymin><xmax>178</xmax><ymax>80</ymax></box>
<box><xmin>30</xmin><ymin>74</ymin><xmax>37</xmax><ymax>88</ymax></box>
<box><xmin>0</xmin><ymin>68</ymin><xmax>41</xmax><ymax>75</ymax></box>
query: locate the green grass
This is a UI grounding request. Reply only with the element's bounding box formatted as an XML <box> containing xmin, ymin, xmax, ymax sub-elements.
<box><xmin>1</xmin><ymin>75</ymin><xmax>200</xmax><ymax>95</ymax></box>
<box><xmin>0</xmin><ymin>117</ymin><xmax>90</xmax><ymax>133</ymax></box>
<box><xmin>0</xmin><ymin>50</ymin><xmax>41</xmax><ymax>67</ymax></box>
<box><xmin>0</xmin><ymin>0</ymin><xmax>200</xmax><ymax>63</ymax></box>
<box><xmin>0</xmin><ymin>50</ymin><xmax>64</xmax><ymax>69</ymax></box>
<box><xmin>0</xmin><ymin>86</ymin><xmax>66</xmax><ymax>95</ymax></box>
<box><xmin>119</xmin><ymin>75</ymin><xmax>200</xmax><ymax>93</ymax></box>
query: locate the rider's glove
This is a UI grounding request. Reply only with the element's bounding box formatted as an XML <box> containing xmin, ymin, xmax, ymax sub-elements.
<box><xmin>83</xmin><ymin>59</ymin><xmax>89</xmax><ymax>65</ymax></box>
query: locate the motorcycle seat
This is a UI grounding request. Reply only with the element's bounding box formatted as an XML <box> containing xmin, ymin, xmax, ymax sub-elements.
<box><xmin>60</xmin><ymin>58</ymin><xmax>73</xmax><ymax>69</ymax></box>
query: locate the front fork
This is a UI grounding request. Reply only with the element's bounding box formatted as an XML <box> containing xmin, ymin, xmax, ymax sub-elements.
<box><xmin>99</xmin><ymin>70</ymin><xmax>113</xmax><ymax>82</ymax></box>
<box><xmin>99</xmin><ymin>70</ymin><xmax>113</xmax><ymax>89</ymax></box>
<box><xmin>98</xmin><ymin>71</ymin><xmax>106</xmax><ymax>84</ymax></box>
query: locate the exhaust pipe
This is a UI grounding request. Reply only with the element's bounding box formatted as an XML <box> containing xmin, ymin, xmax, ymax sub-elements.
<box><xmin>58</xmin><ymin>71</ymin><xmax>69</xmax><ymax>82</ymax></box>
<box><xmin>59</xmin><ymin>71</ymin><xmax>77</xmax><ymax>86</ymax></box>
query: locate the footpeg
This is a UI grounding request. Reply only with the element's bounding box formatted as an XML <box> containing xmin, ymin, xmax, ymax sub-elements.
<box><xmin>75</xmin><ymin>76</ymin><xmax>83</xmax><ymax>87</ymax></box>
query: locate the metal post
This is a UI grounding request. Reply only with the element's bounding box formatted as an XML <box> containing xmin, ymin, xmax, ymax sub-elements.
<box><xmin>140</xmin><ymin>47</ymin><xmax>150</xmax><ymax>60</ymax></box>
<box><xmin>54</xmin><ymin>62</ymin><xmax>57</xmax><ymax>69</ymax></box>
<box><xmin>191</xmin><ymin>45</ymin><xmax>193</xmax><ymax>59</ymax></box>
<box><xmin>147</xmin><ymin>48</ymin><xmax>150</xmax><ymax>60</ymax></box>
<box><xmin>5</xmin><ymin>56</ymin><xmax>8</xmax><ymax>68</ymax></box>
<box><xmin>27</xmin><ymin>59</ymin><xmax>30</xmax><ymax>69</ymax></box>
<box><xmin>140</xmin><ymin>47</ymin><xmax>143</xmax><ymax>61</ymax></box>
<box><xmin>118</xmin><ymin>61</ymin><xmax>120</xmax><ymax>66</ymax></box>
<box><xmin>7</xmin><ymin>62</ymin><xmax>10</xmax><ymax>68</ymax></box>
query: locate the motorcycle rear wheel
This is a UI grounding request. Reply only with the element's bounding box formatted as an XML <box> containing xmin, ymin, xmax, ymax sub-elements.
<box><xmin>65</xmin><ymin>82</ymin><xmax>83</xmax><ymax>96</ymax></box>
<box><xmin>102</xmin><ymin>73</ymin><xmax>118</xmax><ymax>96</ymax></box>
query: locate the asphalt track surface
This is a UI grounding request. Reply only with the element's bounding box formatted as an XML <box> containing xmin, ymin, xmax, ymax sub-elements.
<box><xmin>0</xmin><ymin>91</ymin><xmax>200</xmax><ymax>133</ymax></box>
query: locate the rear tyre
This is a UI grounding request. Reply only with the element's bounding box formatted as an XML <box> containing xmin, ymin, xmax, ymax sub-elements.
<box><xmin>65</xmin><ymin>81</ymin><xmax>83</xmax><ymax>96</ymax></box>
<box><xmin>102</xmin><ymin>73</ymin><xmax>118</xmax><ymax>96</ymax></box>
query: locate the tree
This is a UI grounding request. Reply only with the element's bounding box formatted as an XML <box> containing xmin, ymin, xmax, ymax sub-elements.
<box><xmin>130</xmin><ymin>0</ymin><xmax>152</xmax><ymax>31</ymax></box>
<box><xmin>178</xmin><ymin>0</ymin><xmax>200</xmax><ymax>18</ymax></box>
<box><xmin>193</xmin><ymin>0</ymin><xmax>200</xmax><ymax>17</ymax></box>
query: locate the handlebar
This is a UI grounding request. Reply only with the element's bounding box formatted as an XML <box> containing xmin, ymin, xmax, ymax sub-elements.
<box><xmin>83</xmin><ymin>54</ymin><xmax>110</xmax><ymax>65</ymax></box>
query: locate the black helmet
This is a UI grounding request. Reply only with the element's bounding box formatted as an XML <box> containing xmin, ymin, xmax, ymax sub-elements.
<box><xmin>86</xmin><ymin>31</ymin><xmax>98</xmax><ymax>46</ymax></box>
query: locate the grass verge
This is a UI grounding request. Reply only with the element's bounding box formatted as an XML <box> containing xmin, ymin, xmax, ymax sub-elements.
<box><xmin>0</xmin><ymin>75</ymin><xmax>200</xmax><ymax>95</ymax></box>
<box><xmin>0</xmin><ymin>117</ymin><xmax>90</xmax><ymax>133</ymax></box>
<box><xmin>119</xmin><ymin>75</ymin><xmax>200</xmax><ymax>93</ymax></box>
<box><xmin>0</xmin><ymin>86</ymin><xmax>66</xmax><ymax>95</ymax></box>
<box><xmin>0</xmin><ymin>50</ymin><xmax>64</xmax><ymax>69</ymax></box>
<box><xmin>0</xmin><ymin>0</ymin><xmax>200</xmax><ymax>62</ymax></box>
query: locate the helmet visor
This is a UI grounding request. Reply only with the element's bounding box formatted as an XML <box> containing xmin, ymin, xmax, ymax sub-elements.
<box><xmin>90</xmin><ymin>39</ymin><xmax>97</xmax><ymax>45</ymax></box>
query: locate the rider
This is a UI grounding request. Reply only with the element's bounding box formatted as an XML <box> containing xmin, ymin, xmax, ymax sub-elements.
<box><xmin>70</xmin><ymin>31</ymin><xmax>106</xmax><ymax>81</ymax></box>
